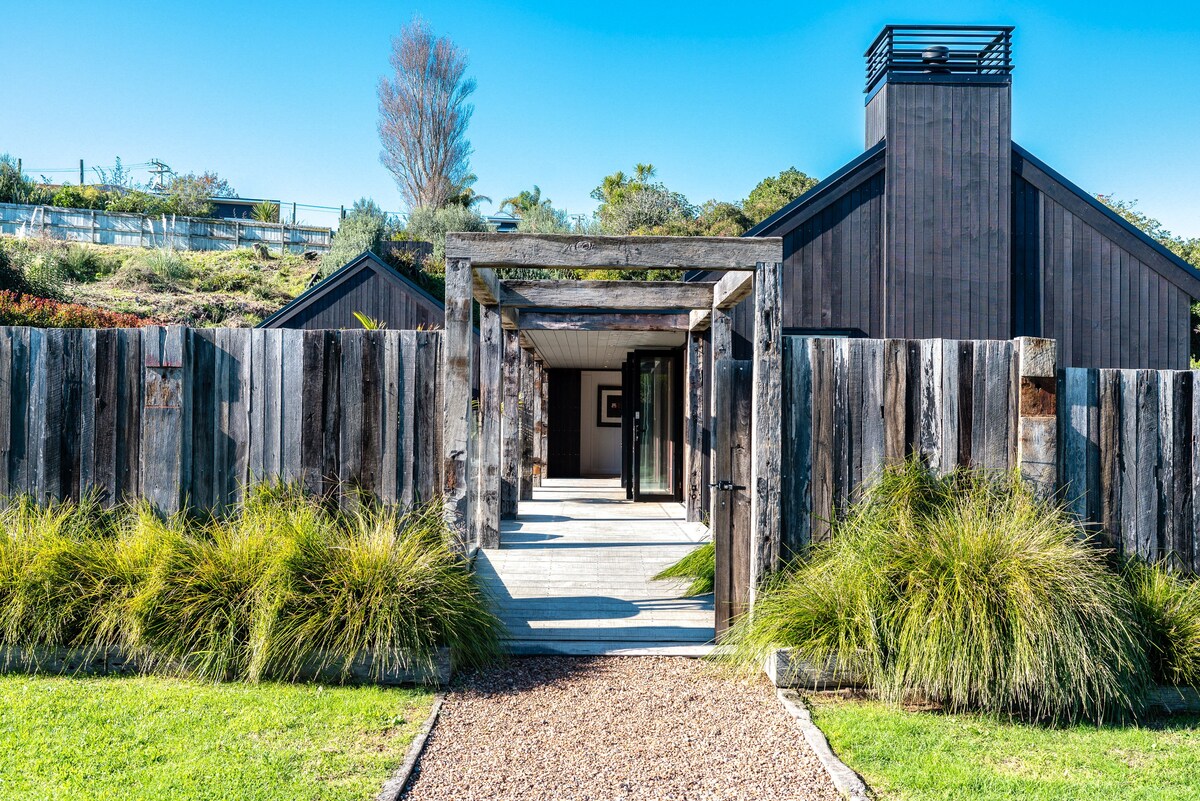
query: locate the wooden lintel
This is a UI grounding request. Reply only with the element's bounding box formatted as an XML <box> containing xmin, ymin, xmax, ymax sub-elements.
<box><xmin>713</xmin><ymin>269</ymin><xmax>756</xmax><ymax>310</ymax></box>
<box><xmin>689</xmin><ymin>309</ymin><xmax>712</xmax><ymax>331</ymax></box>
<box><xmin>500</xmin><ymin>280</ymin><xmax>713</xmax><ymax>310</ymax></box>
<box><xmin>518</xmin><ymin>312</ymin><xmax>689</xmax><ymax>332</ymax></box>
<box><xmin>500</xmin><ymin>306</ymin><xmax>520</xmax><ymax>330</ymax></box>
<box><xmin>472</xmin><ymin>267</ymin><xmax>501</xmax><ymax>305</ymax></box>
<box><xmin>447</xmin><ymin>232</ymin><xmax>782</xmax><ymax>271</ymax></box>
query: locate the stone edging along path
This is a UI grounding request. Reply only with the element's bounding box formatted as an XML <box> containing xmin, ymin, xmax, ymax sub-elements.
<box><xmin>776</xmin><ymin>689</ymin><xmax>871</xmax><ymax>801</ymax></box>
<box><xmin>376</xmin><ymin>694</ymin><xmax>446</xmax><ymax>801</ymax></box>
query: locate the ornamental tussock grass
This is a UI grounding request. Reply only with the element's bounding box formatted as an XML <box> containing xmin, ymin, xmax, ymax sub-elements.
<box><xmin>652</xmin><ymin>541</ymin><xmax>715</xmax><ymax>596</ymax></box>
<box><xmin>720</xmin><ymin>461</ymin><xmax>1149</xmax><ymax>723</ymax></box>
<box><xmin>0</xmin><ymin>484</ymin><xmax>501</xmax><ymax>683</ymax></box>
<box><xmin>1122</xmin><ymin>558</ymin><xmax>1200</xmax><ymax>688</ymax></box>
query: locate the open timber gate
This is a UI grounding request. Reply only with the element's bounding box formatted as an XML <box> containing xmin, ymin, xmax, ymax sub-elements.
<box><xmin>441</xmin><ymin>233</ymin><xmax>784</xmax><ymax>633</ymax></box>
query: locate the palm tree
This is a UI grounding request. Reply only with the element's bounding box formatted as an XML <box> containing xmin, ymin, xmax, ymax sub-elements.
<box><xmin>445</xmin><ymin>173</ymin><xmax>491</xmax><ymax>209</ymax></box>
<box><xmin>499</xmin><ymin>185</ymin><xmax>551</xmax><ymax>217</ymax></box>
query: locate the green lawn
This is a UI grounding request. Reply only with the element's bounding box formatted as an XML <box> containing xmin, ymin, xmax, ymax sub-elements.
<box><xmin>808</xmin><ymin>695</ymin><xmax>1200</xmax><ymax>801</ymax></box>
<box><xmin>0</xmin><ymin>674</ymin><xmax>434</xmax><ymax>801</ymax></box>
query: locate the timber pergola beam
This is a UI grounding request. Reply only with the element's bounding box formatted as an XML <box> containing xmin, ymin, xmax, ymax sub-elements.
<box><xmin>447</xmin><ymin>232</ymin><xmax>782</xmax><ymax>271</ymax></box>
<box><xmin>501</xmin><ymin>280</ymin><xmax>716</xmax><ymax>311</ymax></box>
<box><xmin>713</xmin><ymin>270</ymin><xmax>756</xmax><ymax>310</ymax></box>
<box><xmin>519</xmin><ymin>311</ymin><xmax>690</xmax><ymax>333</ymax></box>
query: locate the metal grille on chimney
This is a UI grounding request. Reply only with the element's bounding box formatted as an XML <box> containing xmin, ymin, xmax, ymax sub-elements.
<box><xmin>865</xmin><ymin>25</ymin><xmax>1014</xmax><ymax>94</ymax></box>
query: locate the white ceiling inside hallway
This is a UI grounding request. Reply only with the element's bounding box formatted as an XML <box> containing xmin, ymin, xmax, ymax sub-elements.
<box><xmin>525</xmin><ymin>330</ymin><xmax>686</xmax><ymax>369</ymax></box>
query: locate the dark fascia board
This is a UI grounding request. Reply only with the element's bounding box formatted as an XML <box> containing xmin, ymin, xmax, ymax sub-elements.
<box><xmin>743</xmin><ymin>140</ymin><xmax>887</xmax><ymax>239</ymax></box>
<box><xmin>257</xmin><ymin>250</ymin><xmax>445</xmax><ymax>329</ymax></box>
<box><xmin>1013</xmin><ymin>143</ymin><xmax>1200</xmax><ymax>298</ymax></box>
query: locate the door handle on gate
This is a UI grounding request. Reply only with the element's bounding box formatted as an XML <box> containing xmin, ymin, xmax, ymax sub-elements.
<box><xmin>709</xmin><ymin>480</ymin><xmax>745</xmax><ymax>491</ymax></box>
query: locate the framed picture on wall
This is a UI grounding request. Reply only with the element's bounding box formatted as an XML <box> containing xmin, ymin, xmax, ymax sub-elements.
<box><xmin>597</xmin><ymin>385</ymin><xmax>622</xmax><ymax>427</ymax></box>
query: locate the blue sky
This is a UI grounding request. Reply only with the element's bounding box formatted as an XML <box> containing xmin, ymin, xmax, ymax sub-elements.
<box><xmin>4</xmin><ymin>0</ymin><xmax>1199</xmax><ymax>236</ymax></box>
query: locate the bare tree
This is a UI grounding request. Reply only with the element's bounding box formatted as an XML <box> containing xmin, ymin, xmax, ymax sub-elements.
<box><xmin>378</xmin><ymin>18</ymin><xmax>476</xmax><ymax>210</ymax></box>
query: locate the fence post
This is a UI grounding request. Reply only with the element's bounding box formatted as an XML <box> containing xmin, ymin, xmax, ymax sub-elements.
<box><xmin>140</xmin><ymin>326</ymin><xmax>191</xmax><ymax>515</ymax></box>
<box><xmin>1015</xmin><ymin>337</ymin><xmax>1057</xmax><ymax>499</ymax></box>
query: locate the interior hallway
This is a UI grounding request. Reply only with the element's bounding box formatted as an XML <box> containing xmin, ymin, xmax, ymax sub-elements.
<box><xmin>474</xmin><ymin>478</ymin><xmax>715</xmax><ymax>654</ymax></box>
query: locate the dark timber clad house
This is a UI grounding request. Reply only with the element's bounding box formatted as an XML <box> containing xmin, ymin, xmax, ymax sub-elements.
<box><xmin>258</xmin><ymin>250</ymin><xmax>444</xmax><ymax>331</ymax></box>
<box><xmin>739</xmin><ymin>25</ymin><xmax>1200</xmax><ymax>369</ymax></box>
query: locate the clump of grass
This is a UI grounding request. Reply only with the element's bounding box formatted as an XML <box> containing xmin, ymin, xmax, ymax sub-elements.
<box><xmin>0</xmin><ymin>484</ymin><xmax>502</xmax><ymax>684</ymax></box>
<box><xmin>653</xmin><ymin>541</ymin><xmax>715</xmax><ymax>596</ymax></box>
<box><xmin>721</xmin><ymin>461</ymin><xmax>1149</xmax><ymax>723</ymax></box>
<box><xmin>261</xmin><ymin>501</ymin><xmax>500</xmax><ymax>681</ymax></box>
<box><xmin>1122</xmin><ymin>558</ymin><xmax>1200</xmax><ymax>688</ymax></box>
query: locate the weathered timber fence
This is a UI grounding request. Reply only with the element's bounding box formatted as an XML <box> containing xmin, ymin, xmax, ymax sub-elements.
<box><xmin>781</xmin><ymin>337</ymin><xmax>1023</xmax><ymax>555</ymax></box>
<box><xmin>0</xmin><ymin>202</ymin><xmax>332</xmax><ymax>253</ymax></box>
<box><xmin>0</xmin><ymin>326</ymin><xmax>441</xmax><ymax>514</ymax></box>
<box><xmin>1061</xmin><ymin>368</ymin><xmax>1199</xmax><ymax>571</ymax></box>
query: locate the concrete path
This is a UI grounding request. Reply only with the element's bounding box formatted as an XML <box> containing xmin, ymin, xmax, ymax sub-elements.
<box><xmin>475</xmin><ymin>478</ymin><xmax>715</xmax><ymax>654</ymax></box>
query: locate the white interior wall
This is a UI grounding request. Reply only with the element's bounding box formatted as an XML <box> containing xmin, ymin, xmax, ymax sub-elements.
<box><xmin>579</xmin><ymin>370</ymin><xmax>622</xmax><ymax>476</ymax></box>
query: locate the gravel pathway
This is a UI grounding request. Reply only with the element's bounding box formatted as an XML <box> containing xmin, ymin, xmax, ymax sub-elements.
<box><xmin>401</xmin><ymin>657</ymin><xmax>840</xmax><ymax>801</ymax></box>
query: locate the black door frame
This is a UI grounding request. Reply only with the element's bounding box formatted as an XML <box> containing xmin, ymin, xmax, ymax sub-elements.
<box><xmin>626</xmin><ymin>347</ymin><xmax>685</xmax><ymax>503</ymax></box>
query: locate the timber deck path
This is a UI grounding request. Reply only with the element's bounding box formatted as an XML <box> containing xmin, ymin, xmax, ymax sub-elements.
<box><xmin>475</xmin><ymin>478</ymin><xmax>714</xmax><ymax>654</ymax></box>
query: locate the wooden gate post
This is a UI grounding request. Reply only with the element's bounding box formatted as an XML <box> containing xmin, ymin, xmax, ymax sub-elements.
<box><xmin>751</xmin><ymin>261</ymin><xmax>784</xmax><ymax>600</ymax></box>
<box><xmin>500</xmin><ymin>328</ymin><xmax>521</xmax><ymax>520</ymax></box>
<box><xmin>442</xmin><ymin>257</ymin><xmax>475</xmax><ymax>551</ymax></box>
<box><xmin>1016</xmin><ymin>337</ymin><xmax>1057</xmax><ymax>499</ymax></box>
<box><xmin>478</xmin><ymin>305</ymin><xmax>503</xmax><ymax>548</ymax></box>
<box><xmin>684</xmin><ymin>328</ymin><xmax>708</xmax><ymax>522</ymax></box>
<box><xmin>709</xmin><ymin>306</ymin><xmax>732</xmax><ymax>516</ymax></box>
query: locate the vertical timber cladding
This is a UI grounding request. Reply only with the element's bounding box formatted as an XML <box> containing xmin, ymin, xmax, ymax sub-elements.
<box><xmin>780</xmin><ymin>336</ymin><xmax>1023</xmax><ymax>555</ymax></box>
<box><xmin>876</xmin><ymin>82</ymin><xmax>1012</xmax><ymax>340</ymax></box>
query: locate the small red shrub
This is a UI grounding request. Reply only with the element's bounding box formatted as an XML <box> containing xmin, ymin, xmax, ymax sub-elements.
<box><xmin>0</xmin><ymin>291</ymin><xmax>154</xmax><ymax>328</ymax></box>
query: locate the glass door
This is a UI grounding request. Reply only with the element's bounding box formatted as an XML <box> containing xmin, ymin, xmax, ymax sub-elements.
<box><xmin>631</xmin><ymin>350</ymin><xmax>681</xmax><ymax>501</ymax></box>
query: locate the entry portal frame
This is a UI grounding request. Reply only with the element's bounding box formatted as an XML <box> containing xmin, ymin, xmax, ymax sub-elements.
<box><xmin>443</xmin><ymin>232</ymin><xmax>783</xmax><ymax>598</ymax></box>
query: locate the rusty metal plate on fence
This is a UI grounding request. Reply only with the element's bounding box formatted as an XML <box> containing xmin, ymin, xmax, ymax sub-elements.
<box><xmin>144</xmin><ymin>367</ymin><xmax>182</xmax><ymax>409</ymax></box>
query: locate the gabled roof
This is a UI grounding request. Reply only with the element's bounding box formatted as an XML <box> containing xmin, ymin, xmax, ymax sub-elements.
<box><xmin>743</xmin><ymin>140</ymin><xmax>887</xmax><ymax>238</ymax></box>
<box><xmin>1012</xmin><ymin>143</ymin><xmax>1200</xmax><ymax>298</ymax></box>
<box><xmin>257</xmin><ymin>250</ymin><xmax>444</xmax><ymax>329</ymax></box>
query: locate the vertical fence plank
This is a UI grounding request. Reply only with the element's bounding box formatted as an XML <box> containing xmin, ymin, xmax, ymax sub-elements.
<box><xmin>781</xmin><ymin>337</ymin><xmax>812</xmax><ymax>559</ymax></box>
<box><xmin>379</xmin><ymin>331</ymin><xmax>401</xmax><ymax>507</ymax></box>
<box><xmin>519</xmin><ymin>347</ymin><xmax>534</xmax><ymax>502</ymax></box>
<box><xmin>280</xmin><ymin>328</ymin><xmax>304</xmax><ymax>483</ymax></box>
<box><xmin>140</xmin><ymin>326</ymin><xmax>188</xmax><ymax>515</ymax></box>
<box><xmin>0</xmin><ymin>328</ymin><xmax>12</xmax><ymax>498</ymax></box>
<box><xmin>1134</xmin><ymin>370</ymin><xmax>1160</xmax><ymax>561</ymax></box>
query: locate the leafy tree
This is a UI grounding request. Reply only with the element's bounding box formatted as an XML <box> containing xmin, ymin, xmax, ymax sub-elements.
<box><xmin>640</xmin><ymin>200</ymin><xmax>751</xmax><ymax>237</ymax></box>
<box><xmin>591</xmin><ymin>164</ymin><xmax>694</xmax><ymax>235</ymax></box>
<box><xmin>320</xmin><ymin>198</ymin><xmax>390</xmax><ymax>275</ymax></box>
<box><xmin>163</xmin><ymin>171</ymin><xmax>237</xmax><ymax>217</ymax></box>
<box><xmin>378</xmin><ymin>18</ymin><xmax>476</xmax><ymax>210</ymax></box>
<box><xmin>516</xmin><ymin>204</ymin><xmax>571</xmax><ymax>234</ymax></box>
<box><xmin>744</xmin><ymin>167</ymin><xmax>819</xmax><ymax>224</ymax></box>
<box><xmin>405</xmin><ymin>204</ymin><xmax>490</xmax><ymax>267</ymax></box>
<box><xmin>501</xmin><ymin>185</ymin><xmax>552</xmax><ymax>217</ymax></box>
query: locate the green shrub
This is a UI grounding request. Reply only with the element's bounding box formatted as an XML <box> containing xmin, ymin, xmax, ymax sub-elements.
<box><xmin>0</xmin><ymin>485</ymin><xmax>501</xmax><ymax>683</ymax></box>
<box><xmin>653</xmin><ymin>541</ymin><xmax>715</xmax><ymax>596</ymax></box>
<box><xmin>0</xmin><ymin>155</ymin><xmax>50</xmax><ymax>205</ymax></box>
<box><xmin>320</xmin><ymin>198</ymin><xmax>390</xmax><ymax>276</ymax></box>
<box><xmin>251</xmin><ymin>200</ymin><xmax>280</xmax><ymax>222</ymax></box>
<box><xmin>50</xmin><ymin>185</ymin><xmax>112</xmax><ymax>211</ymax></box>
<box><xmin>104</xmin><ymin>190</ymin><xmax>168</xmax><ymax>215</ymax></box>
<box><xmin>721</xmin><ymin>462</ymin><xmax>1148</xmax><ymax>723</ymax></box>
<box><xmin>1123</xmin><ymin>559</ymin><xmax>1200</xmax><ymax>687</ymax></box>
<box><xmin>404</xmin><ymin>204</ymin><xmax>490</xmax><ymax>267</ymax></box>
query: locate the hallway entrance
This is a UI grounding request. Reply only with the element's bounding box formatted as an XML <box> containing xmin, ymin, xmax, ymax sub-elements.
<box><xmin>475</xmin><ymin>478</ymin><xmax>712</xmax><ymax>654</ymax></box>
